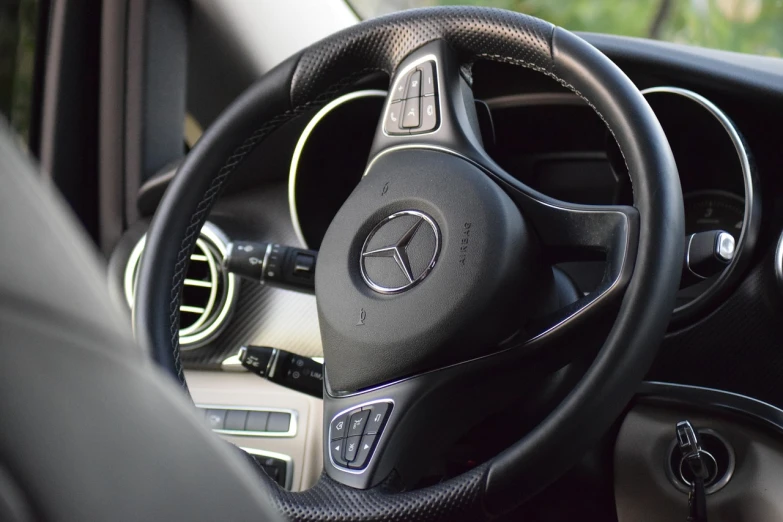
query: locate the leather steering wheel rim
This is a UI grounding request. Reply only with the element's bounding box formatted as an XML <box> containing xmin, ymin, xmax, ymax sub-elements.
<box><xmin>135</xmin><ymin>6</ymin><xmax>683</xmax><ymax>520</ymax></box>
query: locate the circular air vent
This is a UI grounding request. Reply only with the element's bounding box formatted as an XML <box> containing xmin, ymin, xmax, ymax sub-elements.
<box><xmin>124</xmin><ymin>223</ymin><xmax>237</xmax><ymax>349</ymax></box>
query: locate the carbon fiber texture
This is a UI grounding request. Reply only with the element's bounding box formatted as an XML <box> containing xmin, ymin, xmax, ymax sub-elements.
<box><xmin>650</xmin><ymin>249</ymin><xmax>783</xmax><ymax>406</ymax></box>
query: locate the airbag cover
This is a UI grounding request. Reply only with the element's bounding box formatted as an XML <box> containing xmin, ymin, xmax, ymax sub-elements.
<box><xmin>316</xmin><ymin>149</ymin><xmax>532</xmax><ymax>393</ymax></box>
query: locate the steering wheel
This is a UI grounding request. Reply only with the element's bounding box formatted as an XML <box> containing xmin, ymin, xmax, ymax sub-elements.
<box><xmin>134</xmin><ymin>6</ymin><xmax>683</xmax><ymax>520</ymax></box>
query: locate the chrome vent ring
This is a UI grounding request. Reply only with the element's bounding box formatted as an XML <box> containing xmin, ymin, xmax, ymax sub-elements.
<box><xmin>124</xmin><ymin>223</ymin><xmax>237</xmax><ymax>349</ymax></box>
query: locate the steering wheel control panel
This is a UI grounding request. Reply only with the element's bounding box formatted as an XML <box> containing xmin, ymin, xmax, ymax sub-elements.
<box><xmin>329</xmin><ymin>401</ymin><xmax>392</xmax><ymax>470</ymax></box>
<box><xmin>384</xmin><ymin>60</ymin><xmax>439</xmax><ymax>136</ymax></box>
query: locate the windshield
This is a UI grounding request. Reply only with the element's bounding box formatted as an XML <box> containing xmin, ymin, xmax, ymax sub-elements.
<box><xmin>347</xmin><ymin>0</ymin><xmax>783</xmax><ymax>57</ymax></box>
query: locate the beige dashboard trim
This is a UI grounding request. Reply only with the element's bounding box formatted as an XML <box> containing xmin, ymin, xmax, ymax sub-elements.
<box><xmin>187</xmin><ymin>370</ymin><xmax>323</xmax><ymax>492</ymax></box>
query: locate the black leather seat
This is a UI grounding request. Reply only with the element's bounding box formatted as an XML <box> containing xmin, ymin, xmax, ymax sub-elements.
<box><xmin>0</xmin><ymin>121</ymin><xmax>282</xmax><ymax>521</ymax></box>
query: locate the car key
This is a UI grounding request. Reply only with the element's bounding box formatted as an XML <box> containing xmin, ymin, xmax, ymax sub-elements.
<box><xmin>676</xmin><ymin>420</ymin><xmax>709</xmax><ymax>522</ymax></box>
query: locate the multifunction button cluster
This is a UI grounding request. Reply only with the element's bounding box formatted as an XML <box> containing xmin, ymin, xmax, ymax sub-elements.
<box><xmin>384</xmin><ymin>61</ymin><xmax>438</xmax><ymax>136</ymax></box>
<box><xmin>329</xmin><ymin>402</ymin><xmax>391</xmax><ymax>470</ymax></box>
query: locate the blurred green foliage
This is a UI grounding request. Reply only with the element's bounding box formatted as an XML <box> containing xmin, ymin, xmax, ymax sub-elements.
<box><xmin>0</xmin><ymin>0</ymin><xmax>38</xmax><ymax>146</ymax></box>
<box><xmin>350</xmin><ymin>0</ymin><xmax>783</xmax><ymax>57</ymax></box>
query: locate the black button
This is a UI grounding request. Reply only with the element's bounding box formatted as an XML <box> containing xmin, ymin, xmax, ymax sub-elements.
<box><xmin>349</xmin><ymin>434</ymin><xmax>377</xmax><ymax>469</ymax></box>
<box><xmin>245</xmin><ymin>411</ymin><xmax>269</xmax><ymax>432</ymax></box>
<box><xmin>267</xmin><ymin>412</ymin><xmax>291</xmax><ymax>433</ymax></box>
<box><xmin>348</xmin><ymin>410</ymin><xmax>370</xmax><ymax>437</ymax></box>
<box><xmin>406</xmin><ymin>70</ymin><xmax>422</xmax><ymax>99</ymax></box>
<box><xmin>384</xmin><ymin>100</ymin><xmax>407</xmax><ymax>135</ymax></box>
<box><xmin>419</xmin><ymin>61</ymin><xmax>436</xmax><ymax>96</ymax></box>
<box><xmin>330</xmin><ymin>413</ymin><xmax>348</xmax><ymax>440</ymax></box>
<box><xmin>391</xmin><ymin>72</ymin><xmax>409</xmax><ymax>101</ymax></box>
<box><xmin>402</xmin><ymin>98</ymin><xmax>420</xmax><ymax>128</ymax></box>
<box><xmin>330</xmin><ymin>439</ymin><xmax>348</xmax><ymax>466</ymax></box>
<box><xmin>344</xmin><ymin>435</ymin><xmax>361</xmax><ymax>462</ymax></box>
<box><xmin>224</xmin><ymin>410</ymin><xmax>248</xmax><ymax>430</ymax></box>
<box><xmin>416</xmin><ymin>96</ymin><xmax>438</xmax><ymax>133</ymax></box>
<box><xmin>363</xmin><ymin>403</ymin><xmax>389</xmax><ymax>435</ymax></box>
<box><xmin>293</xmin><ymin>253</ymin><xmax>315</xmax><ymax>275</ymax></box>
<box><xmin>205</xmin><ymin>409</ymin><xmax>226</xmax><ymax>429</ymax></box>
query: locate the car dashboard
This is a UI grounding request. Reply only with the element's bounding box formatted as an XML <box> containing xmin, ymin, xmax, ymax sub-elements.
<box><xmin>109</xmin><ymin>32</ymin><xmax>783</xmax><ymax>518</ymax></box>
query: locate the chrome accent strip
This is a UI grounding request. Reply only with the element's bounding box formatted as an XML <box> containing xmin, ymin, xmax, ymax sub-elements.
<box><xmin>684</xmin><ymin>233</ymin><xmax>706</xmax><ymax>281</ymax></box>
<box><xmin>267</xmin><ymin>349</ymin><xmax>280</xmax><ymax>379</ymax></box>
<box><xmin>179</xmin><ymin>238</ymin><xmax>218</xmax><ymax>336</ymax></box>
<box><xmin>640</xmin><ymin>87</ymin><xmax>757</xmax><ymax>316</ymax></box>
<box><xmin>776</xmin><ymin>231</ymin><xmax>783</xmax><ymax>291</ymax></box>
<box><xmin>327</xmin><ymin>399</ymin><xmax>394</xmax><ymax>476</ymax></box>
<box><xmin>220</xmin><ymin>352</ymin><xmax>247</xmax><ymax>372</ymax></box>
<box><xmin>288</xmin><ymin>89</ymin><xmax>387</xmax><ymax>248</ymax></box>
<box><xmin>197</xmin><ymin>404</ymin><xmax>298</xmax><ymax>438</ymax></box>
<box><xmin>179</xmin><ymin>305</ymin><xmax>206</xmax><ymax>314</ymax></box>
<box><xmin>184</xmin><ymin>278</ymin><xmax>213</xmax><ymax>288</ymax></box>
<box><xmin>260</xmin><ymin>242</ymin><xmax>273</xmax><ymax>284</ymax></box>
<box><xmin>239</xmin><ymin>447</ymin><xmax>294</xmax><ymax>490</ymax></box>
<box><xmin>124</xmin><ymin>222</ymin><xmax>237</xmax><ymax>348</ymax></box>
<box><xmin>180</xmin><ymin>224</ymin><xmax>237</xmax><ymax>346</ymax></box>
<box><xmin>178</xmin><ymin>237</ymin><xmax>219</xmax><ymax>335</ymax></box>
<box><xmin>639</xmin><ymin>381</ymin><xmax>783</xmax><ymax>437</ymax></box>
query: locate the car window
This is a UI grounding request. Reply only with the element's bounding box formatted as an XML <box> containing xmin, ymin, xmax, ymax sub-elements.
<box><xmin>0</xmin><ymin>0</ymin><xmax>40</xmax><ymax>146</ymax></box>
<box><xmin>347</xmin><ymin>0</ymin><xmax>783</xmax><ymax>57</ymax></box>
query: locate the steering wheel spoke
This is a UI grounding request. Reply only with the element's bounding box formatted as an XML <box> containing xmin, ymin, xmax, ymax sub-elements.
<box><xmin>505</xmin><ymin>181</ymin><xmax>640</xmax><ymax>346</ymax></box>
<box><xmin>321</xmin><ymin>333</ymin><xmax>556</xmax><ymax>490</ymax></box>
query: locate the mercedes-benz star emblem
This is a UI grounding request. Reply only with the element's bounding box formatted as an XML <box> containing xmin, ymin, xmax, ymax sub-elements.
<box><xmin>360</xmin><ymin>210</ymin><xmax>440</xmax><ymax>294</ymax></box>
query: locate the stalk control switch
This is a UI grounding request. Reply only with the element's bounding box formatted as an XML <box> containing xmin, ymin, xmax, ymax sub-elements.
<box><xmin>225</xmin><ymin>241</ymin><xmax>317</xmax><ymax>293</ymax></box>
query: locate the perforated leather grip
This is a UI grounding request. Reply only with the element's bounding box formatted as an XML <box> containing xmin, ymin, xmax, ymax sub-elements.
<box><xmin>290</xmin><ymin>7</ymin><xmax>554</xmax><ymax>106</ymax></box>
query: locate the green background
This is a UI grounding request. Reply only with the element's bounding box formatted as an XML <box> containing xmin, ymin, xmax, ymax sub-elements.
<box><xmin>350</xmin><ymin>0</ymin><xmax>783</xmax><ymax>57</ymax></box>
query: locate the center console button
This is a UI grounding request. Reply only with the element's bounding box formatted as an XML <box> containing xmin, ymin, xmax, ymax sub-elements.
<box><xmin>205</xmin><ymin>409</ymin><xmax>227</xmax><ymax>429</ymax></box>
<box><xmin>267</xmin><ymin>412</ymin><xmax>291</xmax><ymax>433</ymax></box>
<box><xmin>224</xmin><ymin>410</ymin><xmax>248</xmax><ymax>430</ymax></box>
<box><xmin>245</xmin><ymin>410</ymin><xmax>269</xmax><ymax>432</ymax></box>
